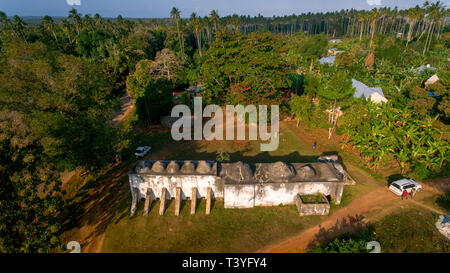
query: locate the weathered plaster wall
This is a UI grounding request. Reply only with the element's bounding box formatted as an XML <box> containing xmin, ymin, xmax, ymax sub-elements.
<box><xmin>129</xmin><ymin>160</ymin><xmax>346</xmax><ymax>212</ymax></box>
<box><xmin>224</xmin><ymin>180</ymin><xmax>344</xmax><ymax>208</ymax></box>
<box><xmin>129</xmin><ymin>174</ymin><xmax>222</xmax><ymax>200</ymax></box>
<box><xmin>224</xmin><ymin>184</ymin><xmax>255</xmax><ymax>208</ymax></box>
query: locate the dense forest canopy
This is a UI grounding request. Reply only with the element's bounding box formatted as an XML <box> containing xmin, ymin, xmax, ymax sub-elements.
<box><xmin>0</xmin><ymin>1</ymin><xmax>449</xmax><ymax>252</ymax></box>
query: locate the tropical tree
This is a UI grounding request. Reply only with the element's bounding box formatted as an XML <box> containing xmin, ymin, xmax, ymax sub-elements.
<box><xmin>170</xmin><ymin>7</ymin><xmax>184</xmax><ymax>59</ymax></box>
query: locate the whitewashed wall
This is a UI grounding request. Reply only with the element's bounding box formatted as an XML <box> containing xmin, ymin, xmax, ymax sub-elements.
<box><xmin>224</xmin><ymin>181</ymin><xmax>344</xmax><ymax>208</ymax></box>
<box><xmin>129</xmin><ymin>174</ymin><xmax>221</xmax><ymax>200</ymax></box>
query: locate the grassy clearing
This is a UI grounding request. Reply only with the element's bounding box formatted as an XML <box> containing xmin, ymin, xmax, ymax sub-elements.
<box><xmin>420</xmin><ymin>189</ymin><xmax>450</xmax><ymax>214</ymax></box>
<box><xmin>101</xmin><ymin>198</ymin><xmax>326</xmax><ymax>252</ymax></box>
<box><xmin>372</xmin><ymin>206</ymin><xmax>450</xmax><ymax>253</ymax></box>
<box><xmin>65</xmin><ymin>119</ymin><xmax>393</xmax><ymax>252</ymax></box>
<box><xmin>311</xmin><ymin>206</ymin><xmax>450</xmax><ymax>253</ymax></box>
<box><xmin>100</xmin><ymin>122</ymin><xmax>389</xmax><ymax>252</ymax></box>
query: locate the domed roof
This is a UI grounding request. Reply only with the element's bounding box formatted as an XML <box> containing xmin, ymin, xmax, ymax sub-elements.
<box><xmin>180</xmin><ymin>160</ymin><xmax>195</xmax><ymax>173</ymax></box>
<box><xmin>297</xmin><ymin>164</ymin><xmax>316</xmax><ymax>180</ymax></box>
<box><xmin>138</xmin><ymin>166</ymin><xmax>151</xmax><ymax>173</ymax></box>
<box><xmin>166</xmin><ymin>161</ymin><xmax>180</xmax><ymax>173</ymax></box>
<box><xmin>267</xmin><ymin>161</ymin><xmax>295</xmax><ymax>182</ymax></box>
<box><xmin>151</xmin><ymin>161</ymin><xmax>165</xmax><ymax>173</ymax></box>
<box><xmin>196</xmin><ymin>160</ymin><xmax>211</xmax><ymax>174</ymax></box>
<box><xmin>224</xmin><ymin>161</ymin><xmax>253</xmax><ymax>182</ymax></box>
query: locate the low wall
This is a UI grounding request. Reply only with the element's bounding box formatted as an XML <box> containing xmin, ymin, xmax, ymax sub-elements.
<box><xmin>295</xmin><ymin>194</ymin><xmax>330</xmax><ymax>216</ymax></box>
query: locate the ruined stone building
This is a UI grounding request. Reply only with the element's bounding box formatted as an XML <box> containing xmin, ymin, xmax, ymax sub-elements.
<box><xmin>128</xmin><ymin>159</ymin><xmax>351</xmax><ymax>216</ymax></box>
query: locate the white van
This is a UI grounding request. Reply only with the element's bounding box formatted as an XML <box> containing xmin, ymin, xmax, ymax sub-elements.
<box><xmin>388</xmin><ymin>178</ymin><xmax>422</xmax><ymax>196</ymax></box>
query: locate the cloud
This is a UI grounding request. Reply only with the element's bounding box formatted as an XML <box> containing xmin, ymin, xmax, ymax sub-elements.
<box><xmin>366</xmin><ymin>0</ymin><xmax>381</xmax><ymax>6</ymax></box>
<box><xmin>66</xmin><ymin>0</ymin><xmax>81</xmax><ymax>6</ymax></box>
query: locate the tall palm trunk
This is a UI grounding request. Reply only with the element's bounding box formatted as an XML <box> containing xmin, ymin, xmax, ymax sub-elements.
<box><xmin>176</xmin><ymin>20</ymin><xmax>184</xmax><ymax>59</ymax></box>
<box><xmin>423</xmin><ymin>21</ymin><xmax>433</xmax><ymax>55</ymax></box>
<box><xmin>359</xmin><ymin>21</ymin><xmax>363</xmax><ymax>40</ymax></box>
<box><xmin>426</xmin><ymin>21</ymin><xmax>436</xmax><ymax>53</ymax></box>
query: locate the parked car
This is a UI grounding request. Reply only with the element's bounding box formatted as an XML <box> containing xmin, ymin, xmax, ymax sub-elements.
<box><xmin>135</xmin><ymin>146</ymin><xmax>151</xmax><ymax>158</ymax></box>
<box><xmin>388</xmin><ymin>178</ymin><xmax>422</xmax><ymax>196</ymax></box>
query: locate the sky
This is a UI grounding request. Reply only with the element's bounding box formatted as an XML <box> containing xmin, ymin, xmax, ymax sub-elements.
<box><xmin>0</xmin><ymin>0</ymin><xmax>447</xmax><ymax>18</ymax></box>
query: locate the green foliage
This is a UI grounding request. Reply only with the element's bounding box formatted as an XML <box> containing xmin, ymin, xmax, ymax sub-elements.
<box><xmin>297</xmin><ymin>34</ymin><xmax>328</xmax><ymax>59</ymax></box>
<box><xmin>135</xmin><ymin>79</ymin><xmax>174</xmax><ymax>124</ymax></box>
<box><xmin>303</xmin><ymin>73</ymin><xmax>323</xmax><ymax>97</ymax></box>
<box><xmin>0</xmin><ymin>135</ymin><xmax>64</xmax><ymax>252</ymax></box>
<box><xmin>287</xmin><ymin>73</ymin><xmax>305</xmax><ymax>95</ymax></box>
<box><xmin>343</xmin><ymin>103</ymin><xmax>448</xmax><ymax>172</ymax></box>
<box><xmin>198</xmin><ymin>32</ymin><xmax>289</xmax><ymax>105</ymax></box>
<box><xmin>0</xmin><ymin>41</ymin><xmax>117</xmax><ymax>170</ymax></box>
<box><xmin>126</xmin><ymin>59</ymin><xmax>154</xmax><ymax>99</ymax></box>
<box><xmin>289</xmin><ymin>95</ymin><xmax>312</xmax><ymax>123</ymax></box>
<box><xmin>216</xmin><ymin>150</ymin><xmax>230</xmax><ymax>163</ymax></box>
<box><xmin>340</xmin><ymin>99</ymin><xmax>370</xmax><ymax>128</ymax></box>
<box><xmin>412</xmin><ymin>162</ymin><xmax>432</xmax><ymax>180</ymax></box>
<box><xmin>310</xmin><ymin>232</ymin><xmax>370</xmax><ymax>253</ymax></box>
<box><xmin>436</xmin><ymin>190</ymin><xmax>450</xmax><ymax>213</ymax></box>
<box><xmin>375</xmin><ymin>44</ymin><xmax>402</xmax><ymax>64</ymax></box>
<box><xmin>316</xmin><ymin>70</ymin><xmax>355</xmax><ymax>101</ymax></box>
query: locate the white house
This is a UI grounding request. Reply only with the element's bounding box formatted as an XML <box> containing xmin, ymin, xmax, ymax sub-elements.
<box><xmin>352</xmin><ymin>79</ymin><xmax>388</xmax><ymax>104</ymax></box>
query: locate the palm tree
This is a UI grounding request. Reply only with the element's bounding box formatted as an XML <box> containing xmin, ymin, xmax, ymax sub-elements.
<box><xmin>170</xmin><ymin>7</ymin><xmax>184</xmax><ymax>59</ymax></box>
<box><xmin>369</xmin><ymin>8</ymin><xmax>378</xmax><ymax>48</ymax></box>
<box><xmin>209</xmin><ymin>10</ymin><xmax>220</xmax><ymax>35</ymax></box>
<box><xmin>358</xmin><ymin>12</ymin><xmax>366</xmax><ymax>41</ymax></box>
<box><xmin>190</xmin><ymin>13</ymin><xmax>202</xmax><ymax>57</ymax></box>
<box><xmin>41</xmin><ymin>15</ymin><xmax>58</xmax><ymax>41</ymax></box>
<box><xmin>406</xmin><ymin>6</ymin><xmax>420</xmax><ymax>47</ymax></box>
<box><xmin>68</xmin><ymin>8</ymin><xmax>82</xmax><ymax>35</ymax></box>
<box><xmin>11</xmin><ymin>15</ymin><xmax>27</xmax><ymax>43</ymax></box>
<box><xmin>422</xmin><ymin>1</ymin><xmax>445</xmax><ymax>55</ymax></box>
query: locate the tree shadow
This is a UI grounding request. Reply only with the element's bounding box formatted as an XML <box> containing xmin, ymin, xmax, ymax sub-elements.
<box><xmin>61</xmin><ymin>129</ymin><xmax>344</xmax><ymax>250</ymax></box>
<box><xmin>306</xmin><ymin>214</ymin><xmax>366</xmax><ymax>250</ymax></box>
<box><xmin>387</xmin><ymin>174</ymin><xmax>407</xmax><ymax>186</ymax></box>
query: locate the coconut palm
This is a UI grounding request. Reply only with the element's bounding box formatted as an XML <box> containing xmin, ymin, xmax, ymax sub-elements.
<box><xmin>369</xmin><ymin>8</ymin><xmax>378</xmax><ymax>48</ymax></box>
<box><xmin>209</xmin><ymin>9</ymin><xmax>220</xmax><ymax>34</ymax></box>
<box><xmin>190</xmin><ymin>12</ymin><xmax>202</xmax><ymax>57</ymax></box>
<box><xmin>170</xmin><ymin>7</ymin><xmax>184</xmax><ymax>59</ymax></box>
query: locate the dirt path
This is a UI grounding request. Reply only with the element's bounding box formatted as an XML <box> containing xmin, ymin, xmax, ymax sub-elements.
<box><xmin>257</xmin><ymin>185</ymin><xmax>447</xmax><ymax>253</ymax></box>
<box><xmin>62</xmin><ymin>142</ymin><xmax>178</xmax><ymax>253</ymax></box>
<box><xmin>257</xmin><ymin>187</ymin><xmax>398</xmax><ymax>253</ymax></box>
<box><xmin>111</xmin><ymin>94</ymin><xmax>134</xmax><ymax>126</ymax></box>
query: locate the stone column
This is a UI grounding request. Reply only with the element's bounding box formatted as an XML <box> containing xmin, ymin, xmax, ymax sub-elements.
<box><xmin>206</xmin><ymin>187</ymin><xmax>212</xmax><ymax>215</ymax></box>
<box><xmin>191</xmin><ymin>187</ymin><xmax>197</xmax><ymax>215</ymax></box>
<box><xmin>130</xmin><ymin>187</ymin><xmax>139</xmax><ymax>216</ymax></box>
<box><xmin>294</xmin><ymin>193</ymin><xmax>302</xmax><ymax>215</ymax></box>
<box><xmin>334</xmin><ymin>182</ymin><xmax>344</xmax><ymax>205</ymax></box>
<box><xmin>143</xmin><ymin>188</ymin><xmax>153</xmax><ymax>216</ymax></box>
<box><xmin>159</xmin><ymin>187</ymin><xmax>167</xmax><ymax>215</ymax></box>
<box><xmin>175</xmin><ymin>187</ymin><xmax>182</xmax><ymax>216</ymax></box>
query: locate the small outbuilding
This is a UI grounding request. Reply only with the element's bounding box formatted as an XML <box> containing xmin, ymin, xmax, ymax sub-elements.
<box><xmin>352</xmin><ymin>79</ymin><xmax>388</xmax><ymax>104</ymax></box>
<box><xmin>424</xmin><ymin>74</ymin><xmax>440</xmax><ymax>87</ymax></box>
<box><xmin>319</xmin><ymin>55</ymin><xmax>336</xmax><ymax>65</ymax></box>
